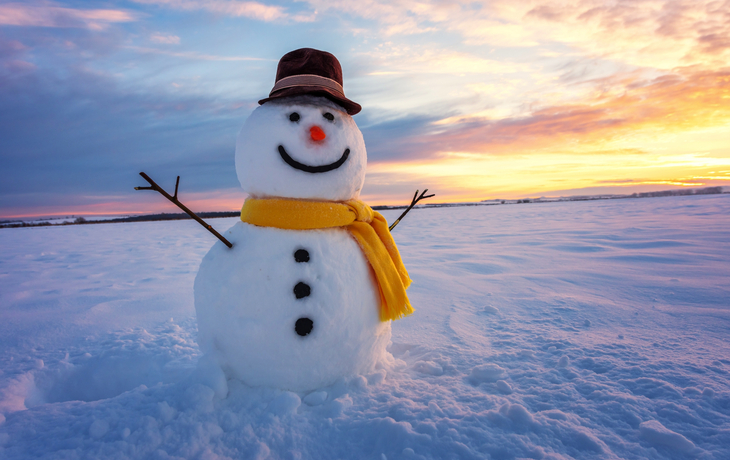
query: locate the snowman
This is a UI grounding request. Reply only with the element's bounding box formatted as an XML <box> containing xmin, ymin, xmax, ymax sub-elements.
<box><xmin>191</xmin><ymin>49</ymin><xmax>417</xmax><ymax>393</ymax></box>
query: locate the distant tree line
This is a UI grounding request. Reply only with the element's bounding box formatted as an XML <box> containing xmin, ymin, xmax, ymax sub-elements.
<box><xmin>0</xmin><ymin>211</ymin><xmax>240</xmax><ymax>229</ymax></box>
<box><xmin>629</xmin><ymin>186</ymin><xmax>723</xmax><ymax>198</ymax></box>
<box><xmin>1</xmin><ymin>186</ymin><xmax>725</xmax><ymax>229</ymax></box>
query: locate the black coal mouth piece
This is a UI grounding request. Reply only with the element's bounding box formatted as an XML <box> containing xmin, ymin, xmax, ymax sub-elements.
<box><xmin>278</xmin><ymin>145</ymin><xmax>350</xmax><ymax>173</ymax></box>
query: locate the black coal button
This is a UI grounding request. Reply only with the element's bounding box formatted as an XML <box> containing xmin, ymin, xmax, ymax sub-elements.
<box><xmin>294</xmin><ymin>282</ymin><xmax>311</xmax><ymax>299</ymax></box>
<box><xmin>295</xmin><ymin>317</ymin><xmax>314</xmax><ymax>336</ymax></box>
<box><xmin>294</xmin><ymin>249</ymin><xmax>310</xmax><ymax>263</ymax></box>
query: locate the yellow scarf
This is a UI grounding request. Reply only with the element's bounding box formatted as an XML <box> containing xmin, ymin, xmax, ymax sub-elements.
<box><xmin>240</xmin><ymin>198</ymin><xmax>413</xmax><ymax>322</ymax></box>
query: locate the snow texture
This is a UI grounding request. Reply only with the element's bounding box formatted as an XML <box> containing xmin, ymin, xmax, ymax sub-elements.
<box><xmin>1</xmin><ymin>194</ymin><xmax>730</xmax><ymax>459</ymax></box>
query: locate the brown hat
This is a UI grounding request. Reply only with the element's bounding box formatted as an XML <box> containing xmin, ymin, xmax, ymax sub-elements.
<box><xmin>258</xmin><ymin>48</ymin><xmax>362</xmax><ymax>115</ymax></box>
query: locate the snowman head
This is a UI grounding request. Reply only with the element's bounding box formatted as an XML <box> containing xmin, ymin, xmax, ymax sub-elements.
<box><xmin>236</xmin><ymin>95</ymin><xmax>366</xmax><ymax>201</ymax></box>
<box><xmin>237</xmin><ymin>48</ymin><xmax>366</xmax><ymax>202</ymax></box>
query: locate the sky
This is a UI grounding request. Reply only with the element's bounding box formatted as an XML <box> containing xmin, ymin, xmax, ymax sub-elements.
<box><xmin>1</xmin><ymin>0</ymin><xmax>729</xmax><ymax>218</ymax></box>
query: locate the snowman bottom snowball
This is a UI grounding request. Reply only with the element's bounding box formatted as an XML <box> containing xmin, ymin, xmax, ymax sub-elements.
<box><xmin>194</xmin><ymin>222</ymin><xmax>392</xmax><ymax>392</ymax></box>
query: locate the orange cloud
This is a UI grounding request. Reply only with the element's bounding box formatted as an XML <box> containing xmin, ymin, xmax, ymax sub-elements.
<box><xmin>521</xmin><ymin>0</ymin><xmax>730</xmax><ymax>68</ymax></box>
<box><xmin>402</xmin><ymin>67</ymin><xmax>730</xmax><ymax>157</ymax></box>
<box><xmin>309</xmin><ymin>0</ymin><xmax>730</xmax><ymax>68</ymax></box>
<box><xmin>360</xmin><ymin>65</ymin><xmax>730</xmax><ymax>203</ymax></box>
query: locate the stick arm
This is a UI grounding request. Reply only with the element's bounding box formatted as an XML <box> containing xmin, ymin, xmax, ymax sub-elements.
<box><xmin>135</xmin><ymin>172</ymin><xmax>233</xmax><ymax>248</ymax></box>
<box><xmin>388</xmin><ymin>189</ymin><xmax>435</xmax><ymax>231</ymax></box>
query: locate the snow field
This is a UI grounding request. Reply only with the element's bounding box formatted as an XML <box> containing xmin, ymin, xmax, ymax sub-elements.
<box><xmin>0</xmin><ymin>194</ymin><xmax>729</xmax><ymax>459</ymax></box>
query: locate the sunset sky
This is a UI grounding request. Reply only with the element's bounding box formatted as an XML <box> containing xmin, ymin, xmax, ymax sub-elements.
<box><xmin>1</xmin><ymin>0</ymin><xmax>729</xmax><ymax>218</ymax></box>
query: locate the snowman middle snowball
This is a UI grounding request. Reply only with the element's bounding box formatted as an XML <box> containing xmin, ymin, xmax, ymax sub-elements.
<box><xmin>194</xmin><ymin>96</ymin><xmax>390</xmax><ymax>392</ymax></box>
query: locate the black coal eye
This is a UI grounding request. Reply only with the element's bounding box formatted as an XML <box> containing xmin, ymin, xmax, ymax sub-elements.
<box><xmin>289</xmin><ymin>112</ymin><xmax>300</xmax><ymax>122</ymax></box>
<box><xmin>323</xmin><ymin>112</ymin><xmax>334</xmax><ymax>122</ymax></box>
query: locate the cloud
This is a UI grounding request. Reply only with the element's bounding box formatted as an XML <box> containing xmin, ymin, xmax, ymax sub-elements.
<box><xmin>0</xmin><ymin>36</ymin><xmax>26</xmax><ymax>55</ymax></box>
<box><xmin>3</xmin><ymin>0</ymin><xmax>727</xmax><ymax>212</ymax></box>
<box><xmin>304</xmin><ymin>0</ymin><xmax>431</xmax><ymax>36</ymax></box>
<box><xmin>130</xmin><ymin>0</ymin><xmax>304</xmax><ymax>22</ymax></box>
<box><xmin>126</xmin><ymin>46</ymin><xmax>265</xmax><ymax>61</ymax></box>
<box><xmin>306</xmin><ymin>0</ymin><xmax>730</xmax><ymax>69</ymax></box>
<box><xmin>0</xmin><ymin>36</ymin><xmax>34</xmax><ymax>73</ymax></box>
<box><xmin>150</xmin><ymin>33</ymin><xmax>180</xmax><ymax>44</ymax></box>
<box><xmin>520</xmin><ymin>0</ymin><xmax>730</xmax><ymax>68</ymax></box>
<box><xmin>363</xmin><ymin>48</ymin><xmax>529</xmax><ymax>76</ymax></box>
<box><xmin>0</xmin><ymin>59</ymin><xmax>249</xmax><ymax>217</ymax></box>
<box><xmin>0</xmin><ymin>2</ymin><xmax>137</xmax><ymax>30</ymax></box>
<box><xmin>364</xmin><ymin>66</ymin><xmax>730</xmax><ymax>162</ymax></box>
<box><xmin>356</xmin><ymin>63</ymin><xmax>730</xmax><ymax>203</ymax></box>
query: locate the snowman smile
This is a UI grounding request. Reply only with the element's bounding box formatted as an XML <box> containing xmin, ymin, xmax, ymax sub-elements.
<box><xmin>278</xmin><ymin>145</ymin><xmax>350</xmax><ymax>173</ymax></box>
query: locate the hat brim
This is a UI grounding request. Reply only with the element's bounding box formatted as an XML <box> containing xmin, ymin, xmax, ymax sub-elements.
<box><xmin>258</xmin><ymin>86</ymin><xmax>361</xmax><ymax>115</ymax></box>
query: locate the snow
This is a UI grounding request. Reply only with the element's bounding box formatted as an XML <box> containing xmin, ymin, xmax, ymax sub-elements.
<box><xmin>1</xmin><ymin>194</ymin><xmax>729</xmax><ymax>459</ymax></box>
<box><xmin>638</xmin><ymin>420</ymin><xmax>698</xmax><ymax>454</ymax></box>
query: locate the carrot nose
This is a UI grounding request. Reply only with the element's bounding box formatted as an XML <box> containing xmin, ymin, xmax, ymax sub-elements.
<box><xmin>310</xmin><ymin>126</ymin><xmax>326</xmax><ymax>142</ymax></box>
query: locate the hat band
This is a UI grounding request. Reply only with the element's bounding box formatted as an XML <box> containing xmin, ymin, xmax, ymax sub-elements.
<box><xmin>270</xmin><ymin>74</ymin><xmax>345</xmax><ymax>97</ymax></box>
